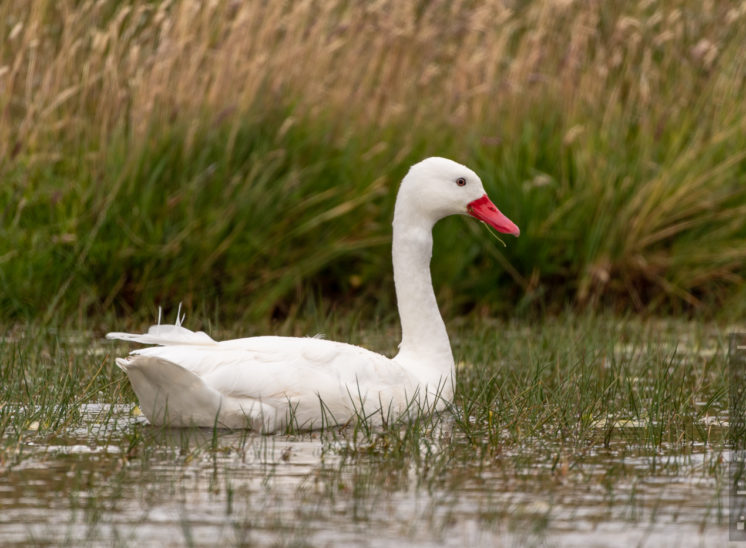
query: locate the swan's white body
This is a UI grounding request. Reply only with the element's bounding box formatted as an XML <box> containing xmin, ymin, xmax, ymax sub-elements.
<box><xmin>107</xmin><ymin>157</ymin><xmax>519</xmax><ymax>431</ymax></box>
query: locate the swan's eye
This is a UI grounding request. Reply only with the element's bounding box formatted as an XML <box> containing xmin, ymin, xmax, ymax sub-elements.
<box><xmin>456</xmin><ymin>177</ymin><xmax>467</xmax><ymax>186</ymax></box>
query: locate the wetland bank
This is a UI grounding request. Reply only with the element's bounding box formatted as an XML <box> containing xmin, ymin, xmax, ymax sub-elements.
<box><xmin>1</xmin><ymin>0</ymin><xmax>745</xmax><ymax>545</ymax></box>
<box><xmin>0</xmin><ymin>316</ymin><xmax>732</xmax><ymax>546</ymax></box>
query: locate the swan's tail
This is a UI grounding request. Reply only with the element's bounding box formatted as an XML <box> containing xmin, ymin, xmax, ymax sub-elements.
<box><xmin>106</xmin><ymin>324</ymin><xmax>217</xmax><ymax>346</ymax></box>
<box><xmin>107</xmin><ymin>305</ymin><xmax>217</xmax><ymax>347</ymax></box>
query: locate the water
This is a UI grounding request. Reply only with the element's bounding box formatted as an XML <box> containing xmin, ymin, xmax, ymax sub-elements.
<box><xmin>0</xmin><ymin>404</ymin><xmax>729</xmax><ymax>547</ymax></box>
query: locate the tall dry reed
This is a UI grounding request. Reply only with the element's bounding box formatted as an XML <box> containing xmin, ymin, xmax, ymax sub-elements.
<box><xmin>1</xmin><ymin>0</ymin><xmax>745</xmax><ymax>320</ymax></box>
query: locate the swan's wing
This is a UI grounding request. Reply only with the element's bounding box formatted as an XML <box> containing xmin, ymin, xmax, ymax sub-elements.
<box><xmin>109</xmin><ymin>327</ymin><xmax>417</xmax><ymax>427</ymax></box>
<box><xmin>130</xmin><ymin>337</ymin><xmax>414</xmax><ymax>412</ymax></box>
<box><xmin>213</xmin><ymin>337</ymin><xmax>411</xmax><ymax>396</ymax></box>
<box><xmin>207</xmin><ymin>338</ymin><xmax>415</xmax><ymax>427</ymax></box>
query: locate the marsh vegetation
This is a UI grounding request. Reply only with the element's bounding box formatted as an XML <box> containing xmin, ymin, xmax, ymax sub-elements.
<box><xmin>0</xmin><ymin>1</ymin><xmax>743</xmax><ymax>545</ymax></box>
<box><xmin>0</xmin><ymin>0</ymin><xmax>744</xmax><ymax>321</ymax></box>
<box><xmin>0</xmin><ymin>316</ymin><xmax>732</xmax><ymax>546</ymax></box>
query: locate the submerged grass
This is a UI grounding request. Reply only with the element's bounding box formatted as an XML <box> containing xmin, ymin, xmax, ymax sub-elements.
<box><xmin>1</xmin><ymin>0</ymin><xmax>745</xmax><ymax>322</ymax></box>
<box><xmin>0</xmin><ymin>315</ymin><xmax>733</xmax><ymax>544</ymax></box>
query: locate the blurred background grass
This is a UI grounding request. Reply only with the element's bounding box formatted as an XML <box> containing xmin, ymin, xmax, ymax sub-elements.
<box><xmin>0</xmin><ymin>0</ymin><xmax>744</xmax><ymax>324</ymax></box>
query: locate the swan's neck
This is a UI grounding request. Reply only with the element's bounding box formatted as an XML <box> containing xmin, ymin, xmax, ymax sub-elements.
<box><xmin>392</xmin><ymin>213</ymin><xmax>454</xmax><ymax>382</ymax></box>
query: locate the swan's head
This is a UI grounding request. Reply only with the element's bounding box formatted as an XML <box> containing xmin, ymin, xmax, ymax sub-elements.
<box><xmin>397</xmin><ymin>157</ymin><xmax>519</xmax><ymax>236</ymax></box>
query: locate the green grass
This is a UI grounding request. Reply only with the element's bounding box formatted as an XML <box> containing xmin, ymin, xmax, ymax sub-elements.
<box><xmin>2</xmin><ymin>112</ymin><xmax>744</xmax><ymax>324</ymax></box>
<box><xmin>0</xmin><ymin>315</ymin><xmax>732</xmax><ymax>545</ymax></box>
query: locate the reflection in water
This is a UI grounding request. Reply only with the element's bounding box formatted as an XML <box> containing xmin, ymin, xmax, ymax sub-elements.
<box><xmin>0</xmin><ymin>404</ymin><xmax>729</xmax><ymax>547</ymax></box>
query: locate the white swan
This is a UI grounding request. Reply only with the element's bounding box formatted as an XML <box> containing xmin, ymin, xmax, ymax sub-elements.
<box><xmin>107</xmin><ymin>157</ymin><xmax>519</xmax><ymax>432</ymax></box>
